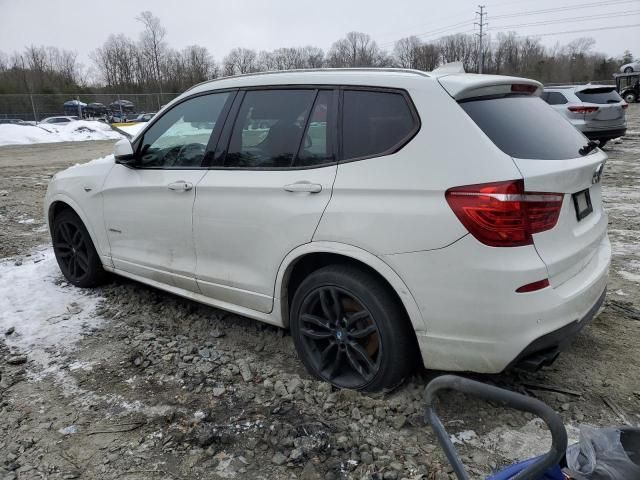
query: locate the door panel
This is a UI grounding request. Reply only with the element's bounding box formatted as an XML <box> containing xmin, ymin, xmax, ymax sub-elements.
<box><xmin>193</xmin><ymin>88</ymin><xmax>338</xmax><ymax>313</ymax></box>
<box><xmin>103</xmin><ymin>166</ymin><xmax>206</xmax><ymax>291</ymax></box>
<box><xmin>193</xmin><ymin>167</ymin><xmax>336</xmax><ymax>312</ymax></box>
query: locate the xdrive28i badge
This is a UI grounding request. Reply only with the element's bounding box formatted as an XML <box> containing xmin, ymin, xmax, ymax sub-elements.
<box><xmin>592</xmin><ymin>163</ymin><xmax>604</xmax><ymax>184</ymax></box>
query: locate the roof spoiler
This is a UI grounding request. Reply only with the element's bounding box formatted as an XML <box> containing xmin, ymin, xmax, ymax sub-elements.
<box><xmin>431</xmin><ymin>62</ymin><xmax>465</xmax><ymax>76</ymax></box>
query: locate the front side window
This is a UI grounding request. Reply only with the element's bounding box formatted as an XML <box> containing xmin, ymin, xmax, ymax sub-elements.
<box><xmin>225</xmin><ymin>89</ymin><xmax>317</xmax><ymax>168</ymax></box>
<box><xmin>342</xmin><ymin>90</ymin><xmax>417</xmax><ymax>161</ymax></box>
<box><xmin>138</xmin><ymin>92</ymin><xmax>230</xmax><ymax>168</ymax></box>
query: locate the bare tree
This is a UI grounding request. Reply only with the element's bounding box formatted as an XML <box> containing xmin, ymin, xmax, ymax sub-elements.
<box><xmin>137</xmin><ymin>11</ymin><xmax>167</xmax><ymax>89</ymax></box>
<box><xmin>327</xmin><ymin>32</ymin><xmax>389</xmax><ymax>68</ymax></box>
<box><xmin>223</xmin><ymin>48</ymin><xmax>258</xmax><ymax>76</ymax></box>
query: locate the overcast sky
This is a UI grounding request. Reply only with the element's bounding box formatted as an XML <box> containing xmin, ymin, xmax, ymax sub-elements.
<box><xmin>1</xmin><ymin>0</ymin><xmax>638</xmax><ymax>66</ymax></box>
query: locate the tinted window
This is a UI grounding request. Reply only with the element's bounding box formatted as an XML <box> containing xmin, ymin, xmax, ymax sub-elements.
<box><xmin>575</xmin><ymin>88</ymin><xmax>623</xmax><ymax>104</ymax></box>
<box><xmin>225</xmin><ymin>89</ymin><xmax>316</xmax><ymax>168</ymax></box>
<box><xmin>460</xmin><ymin>96</ymin><xmax>587</xmax><ymax>160</ymax></box>
<box><xmin>342</xmin><ymin>90</ymin><xmax>416</xmax><ymax>160</ymax></box>
<box><xmin>295</xmin><ymin>90</ymin><xmax>335</xmax><ymax>167</ymax></box>
<box><xmin>542</xmin><ymin>92</ymin><xmax>568</xmax><ymax>105</ymax></box>
<box><xmin>138</xmin><ymin>92</ymin><xmax>229</xmax><ymax>168</ymax></box>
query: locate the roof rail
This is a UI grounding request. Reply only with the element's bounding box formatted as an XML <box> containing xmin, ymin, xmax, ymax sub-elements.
<box><xmin>184</xmin><ymin>67</ymin><xmax>431</xmax><ymax>93</ymax></box>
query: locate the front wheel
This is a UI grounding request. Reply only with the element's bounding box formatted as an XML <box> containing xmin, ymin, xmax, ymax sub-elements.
<box><xmin>52</xmin><ymin>209</ymin><xmax>107</xmax><ymax>288</ymax></box>
<box><xmin>624</xmin><ymin>67</ymin><xmax>633</xmax><ymax>73</ymax></box>
<box><xmin>290</xmin><ymin>264</ymin><xmax>418</xmax><ymax>391</ymax></box>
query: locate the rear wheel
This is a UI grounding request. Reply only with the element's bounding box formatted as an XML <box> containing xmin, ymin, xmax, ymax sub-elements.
<box><xmin>290</xmin><ymin>264</ymin><xmax>417</xmax><ymax>391</ymax></box>
<box><xmin>624</xmin><ymin>92</ymin><xmax>637</xmax><ymax>103</ymax></box>
<box><xmin>624</xmin><ymin>67</ymin><xmax>633</xmax><ymax>73</ymax></box>
<box><xmin>52</xmin><ymin>209</ymin><xmax>107</xmax><ymax>287</ymax></box>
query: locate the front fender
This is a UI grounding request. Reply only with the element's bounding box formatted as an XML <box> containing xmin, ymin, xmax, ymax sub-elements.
<box><xmin>45</xmin><ymin>192</ymin><xmax>112</xmax><ymax>268</ymax></box>
<box><xmin>273</xmin><ymin>241</ymin><xmax>426</xmax><ymax>333</ymax></box>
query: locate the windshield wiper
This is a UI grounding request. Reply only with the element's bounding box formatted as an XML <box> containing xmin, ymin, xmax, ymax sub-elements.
<box><xmin>579</xmin><ymin>141</ymin><xmax>599</xmax><ymax>156</ymax></box>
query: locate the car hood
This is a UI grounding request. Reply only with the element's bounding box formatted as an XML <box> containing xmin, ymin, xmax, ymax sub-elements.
<box><xmin>51</xmin><ymin>154</ymin><xmax>115</xmax><ymax>183</ymax></box>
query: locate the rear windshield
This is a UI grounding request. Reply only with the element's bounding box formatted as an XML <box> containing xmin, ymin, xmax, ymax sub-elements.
<box><xmin>575</xmin><ymin>88</ymin><xmax>623</xmax><ymax>104</ymax></box>
<box><xmin>460</xmin><ymin>95</ymin><xmax>587</xmax><ymax>160</ymax></box>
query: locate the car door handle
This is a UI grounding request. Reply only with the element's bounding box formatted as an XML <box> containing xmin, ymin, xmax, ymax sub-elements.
<box><xmin>167</xmin><ymin>181</ymin><xmax>193</xmax><ymax>192</ymax></box>
<box><xmin>283</xmin><ymin>182</ymin><xmax>322</xmax><ymax>193</ymax></box>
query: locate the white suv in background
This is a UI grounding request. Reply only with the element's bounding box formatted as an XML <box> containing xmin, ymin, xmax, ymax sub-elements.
<box><xmin>542</xmin><ymin>85</ymin><xmax>627</xmax><ymax>148</ymax></box>
<box><xmin>45</xmin><ymin>69</ymin><xmax>610</xmax><ymax>391</ymax></box>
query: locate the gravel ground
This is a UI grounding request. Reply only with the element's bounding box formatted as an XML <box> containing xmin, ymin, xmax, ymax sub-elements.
<box><xmin>0</xmin><ymin>108</ymin><xmax>639</xmax><ymax>480</ymax></box>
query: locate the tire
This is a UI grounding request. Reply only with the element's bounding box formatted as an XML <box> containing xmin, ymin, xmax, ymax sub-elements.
<box><xmin>52</xmin><ymin>209</ymin><xmax>107</xmax><ymax>288</ymax></box>
<box><xmin>290</xmin><ymin>264</ymin><xmax>418</xmax><ymax>392</ymax></box>
<box><xmin>624</xmin><ymin>92</ymin><xmax>637</xmax><ymax>104</ymax></box>
<box><xmin>624</xmin><ymin>67</ymin><xmax>633</xmax><ymax>73</ymax></box>
<box><xmin>598</xmin><ymin>139</ymin><xmax>608</xmax><ymax>149</ymax></box>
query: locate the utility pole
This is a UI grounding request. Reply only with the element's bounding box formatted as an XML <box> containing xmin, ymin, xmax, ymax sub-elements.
<box><xmin>475</xmin><ymin>5</ymin><xmax>487</xmax><ymax>74</ymax></box>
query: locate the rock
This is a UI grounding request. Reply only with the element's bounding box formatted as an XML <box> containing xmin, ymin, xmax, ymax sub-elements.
<box><xmin>274</xmin><ymin>380</ymin><xmax>288</xmax><ymax>397</ymax></box>
<box><xmin>237</xmin><ymin>360</ymin><xmax>253</xmax><ymax>382</ymax></box>
<box><xmin>271</xmin><ymin>452</ymin><xmax>288</xmax><ymax>465</ymax></box>
<box><xmin>132</xmin><ymin>355</ymin><xmax>143</xmax><ymax>367</ymax></box>
<box><xmin>360</xmin><ymin>451</ymin><xmax>373</xmax><ymax>465</ymax></box>
<box><xmin>210</xmin><ymin>329</ymin><xmax>225</xmax><ymax>338</ymax></box>
<box><xmin>4</xmin><ymin>327</ymin><xmax>15</xmax><ymax>336</ymax></box>
<box><xmin>434</xmin><ymin>471</ymin><xmax>449</xmax><ymax>480</ymax></box>
<box><xmin>6</xmin><ymin>355</ymin><xmax>27</xmax><ymax>365</ymax></box>
<box><xmin>383</xmin><ymin>471</ymin><xmax>398</xmax><ymax>480</ymax></box>
<box><xmin>300</xmin><ymin>461</ymin><xmax>321</xmax><ymax>480</ymax></box>
<box><xmin>392</xmin><ymin>415</ymin><xmax>406</xmax><ymax>430</ymax></box>
<box><xmin>212</xmin><ymin>387</ymin><xmax>226</xmax><ymax>397</ymax></box>
<box><xmin>287</xmin><ymin>377</ymin><xmax>302</xmax><ymax>394</ymax></box>
<box><xmin>289</xmin><ymin>447</ymin><xmax>304</xmax><ymax>461</ymax></box>
<box><xmin>352</xmin><ymin>407</ymin><xmax>361</xmax><ymax>420</ymax></box>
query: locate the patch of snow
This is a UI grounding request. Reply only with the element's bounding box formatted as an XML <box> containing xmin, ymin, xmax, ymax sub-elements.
<box><xmin>0</xmin><ymin>120</ymin><xmax>123</xmax><ymax>146</ymax></box>
<box><xmin>0</xmin><ymin>247</ymin><xmax>104</xmax><ymax>364</ymax></box>
<box><xmin>619</xmin><ymin>270</ymin><xmax>640</xmax><ymax>282</ymax></box>
<box><xmin>58</xmin><ymin>425</ymin><xmax>77</xmax><ymax>435</ymax></box>
<box><xmin>450</xmin><ymin>429</ymin><xmax>478</xmax><ymax>445</ymax></box>
<box><xmin>17</xmin><ymin>218</ymin><xmax>35</xmax><ymax>224</ymax></box>
<box><xmin>461</xmin><ymin>419</ymin><xmax>580</xmax><ymax>462</ymax></box>
<box><xmin>614</xmin><ymin>289</ymin><xmax>627</xmax><ymax>296</ymax></box>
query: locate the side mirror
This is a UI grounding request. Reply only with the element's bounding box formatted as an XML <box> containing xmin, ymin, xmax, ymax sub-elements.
<box><xmin>113</xmin><ymin>139</ymin><xmax>136</xmax><ymax>166</ymax></box>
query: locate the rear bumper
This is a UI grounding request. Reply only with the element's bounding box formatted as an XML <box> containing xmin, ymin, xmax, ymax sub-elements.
<box><xmin>583</xmin><ymin>127</ymin><xmax>627</xmax><ymax>141</ymax></box>
<box><xmin>384</xmin><ymin>233</ymin><xmax>610</xmax><ymax>373</ymax></box>
<box><xmin>510</xmin><ymin>289</ymin><xmax>605</xmax><ymax>371</ymax></box>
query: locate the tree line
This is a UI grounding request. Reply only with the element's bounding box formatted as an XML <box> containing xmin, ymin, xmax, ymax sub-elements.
<box><xmin>0</xmin><ymin>10</ymin><xmax>634</xmax><ymax>95</ymax></box>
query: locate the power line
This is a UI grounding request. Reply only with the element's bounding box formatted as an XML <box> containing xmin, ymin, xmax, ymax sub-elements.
<box><xmin>379</xmin><ymin>19</ymin><xmax>475</xmax><ymax>47</ymax></box>
<box><xmin>488</xmin><ymin>10</ymin><xmax>640</xmax><ymax>31</ymax></box>
<box><xmin>510</xmin><ymin>22</ymin><xmax>640</xmax><ymax>37</ymax></box>
<box><xmin>489</xmin><ymin>0</ymin><xmax>638</xmax><ymax>20</ymax></box>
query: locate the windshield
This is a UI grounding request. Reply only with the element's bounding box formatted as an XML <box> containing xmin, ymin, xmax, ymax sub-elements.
<box><xmin>460</xmin><ymin>95</ymin><xmax>588</xmax><ymax>160</ymax></box>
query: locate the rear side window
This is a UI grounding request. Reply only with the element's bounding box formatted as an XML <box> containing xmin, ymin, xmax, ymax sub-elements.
<box><xmin>342</xmin><ymin>90</ymin><xmax>417</xmax><ymax>160</ymax></box>
<box><xmin>225</xmin><ymin>89</ymin><xmax>316</xmax><ymax>168</ymax></box>
<box><xmin>575</xmin><ymin>88</ymin><xmax>623</xmax><ymax>104</ymax></box>
<box><xmin>542</xmin><ymin>92</ymin><xmax>568</xmax><ymax>105</ymax></box>
<box><xmin>460</xmin><ymin>96</ymin><xmax>587</xmax><ymax>160</ymax></box>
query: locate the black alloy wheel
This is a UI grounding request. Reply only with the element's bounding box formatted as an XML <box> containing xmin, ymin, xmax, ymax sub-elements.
<box><xmin>298</xmin><ymin>285</ymin><xmax>382</xmax><ymax>389</ymax></box>
<box><xmin>52</xmin><ymin>209</ymin><xmax>106</xmax><ymax>287</ymax></box>
<box><xmin>290</xmin><ymin>264</ymin><xmax>418</xmax><ymax>392</ymax></box>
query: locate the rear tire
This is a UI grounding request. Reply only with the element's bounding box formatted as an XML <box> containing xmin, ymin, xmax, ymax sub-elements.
<box><xmin>624</xmin><ymin>92</ymin><xmax>637</xmax><ymax>104</ymax></box>
<box><xmin>52</xmin><ymin>209</ymin><xmax>107</xmax><ymax>288</ymax></box>
<box><xmin>624</xmin><ymin>67</ymin><xmax>633</xmax><ymax>73</ymax></box>
<box><xmin>290</xmin><ymin>264</ymin><xmax>418</xmax><ymax>392</ymax></box>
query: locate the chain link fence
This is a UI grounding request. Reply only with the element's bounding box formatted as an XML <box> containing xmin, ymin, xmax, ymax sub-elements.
<box><xmin>0</xmin><ymin>92</ymin><xmax>181</xmax><ymax>122</ymax></box>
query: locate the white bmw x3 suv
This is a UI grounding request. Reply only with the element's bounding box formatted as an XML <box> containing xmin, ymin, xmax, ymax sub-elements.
<box><xmin>45</xmin><ymin>68</ymin><xmax>610</xmax><ymax>391</ymax></box>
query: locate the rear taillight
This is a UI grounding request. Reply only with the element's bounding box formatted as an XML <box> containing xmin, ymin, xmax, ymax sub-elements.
<box><xmin>568</xmin><ymin>106</ymin><xmax>599</xmax><ymax>114</ymax></box>
<box><xmin>445</xmin><ymin>180</ymin><xmax>563</xmax><ymax>247</ymax></box>
<box><xmin>622</xmin><ymin>103</ymin><xmax>629</xmax><ymax>110</ymax></box>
